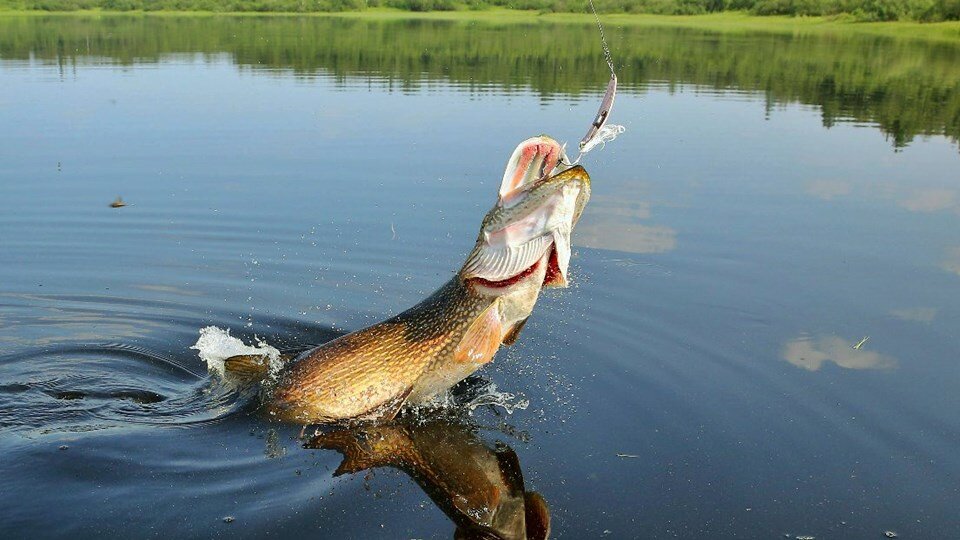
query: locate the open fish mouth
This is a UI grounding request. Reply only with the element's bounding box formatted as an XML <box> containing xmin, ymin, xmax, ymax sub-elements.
<box><xmin>462</xmin><ymin>136</ymin><xmax>590</xmax><ymax>290</ymax></box>
<box><xmin>498</xmin><ymin>136</ymin><xmax>566</xmax><ymax>206</ymax></box>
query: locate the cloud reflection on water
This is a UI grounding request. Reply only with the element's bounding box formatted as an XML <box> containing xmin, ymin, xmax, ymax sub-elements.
<box><xmin>889</xmin><ymin>307</ymin><xmax>938</xmax><ymax>322</ymax></box>
<box><xmin>575</xmin><ymin>194</ymin><xmax>677</xmax><ymax>254</ymax></box>
<box><xmin>805</xmin><ymin>179</ymin><xmax>959</xmax><ymax>216</ymax></box>
<box><xmin>805</xmin><ymin>179</ymin><xmax>853</xmax><ymax>201</ymax></box>
<box><xmin>942</xmin><ymin>247</ymin><xmax>960</xmax><ymax>276</ymax></box>
<box><xmin>782</xmin><ymin>335</ymin><xmax>897</xmax><ymax>371</ymax></box>
<box><xmin>899</xmin><ymin>188</ymin><xmax>959</xmax><ymax>214</ymax></box>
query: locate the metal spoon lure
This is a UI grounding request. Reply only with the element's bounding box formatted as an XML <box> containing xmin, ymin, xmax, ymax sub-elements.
<box><xmin>579</xmin><ymin>72</ymin><xmax>618</xmax><ymax>151</ymax></box>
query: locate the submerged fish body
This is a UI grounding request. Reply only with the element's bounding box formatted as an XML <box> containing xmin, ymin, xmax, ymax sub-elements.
<box><xmin>305</xmin><ymin>418</ymin><xmax>550</xmax><ymax>540</ymax></box>
<box><xmin>249</xmin><ymin>136</ymin><xmax>591</xmax><ymax>424</ymax></box>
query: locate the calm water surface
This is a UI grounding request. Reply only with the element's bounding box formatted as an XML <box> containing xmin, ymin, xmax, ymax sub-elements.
<box><xmin>1</xmin><ymin>14</ymin><xmax>959</xmax><ymax>539</ymax></box>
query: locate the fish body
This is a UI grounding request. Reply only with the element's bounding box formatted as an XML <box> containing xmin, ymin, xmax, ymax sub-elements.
<box><xmin>266</xmin><ymin>278</ymin><xmax>497</xmax><ymax>422</ymax></box>
<box><xmin>254</xmin><ymin>137</ymin><xmax>591</xmax><ymax>424</ymax></box>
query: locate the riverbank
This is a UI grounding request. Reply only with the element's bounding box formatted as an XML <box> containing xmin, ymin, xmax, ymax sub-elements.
<box><xmin>1</xmin><ymin>9</ymin><xmax>959</xmax><ymax>40</ymax></box>
<box><xmin>3</xmin><ymin>0</ymin><xmax>960</xmax><ymax>23</ymax></box>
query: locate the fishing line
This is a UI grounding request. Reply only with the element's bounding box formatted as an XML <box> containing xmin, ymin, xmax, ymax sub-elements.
<box><xmin>588</xmin><ymin>0</ymin><xmax>616</xmax><ymax>77</ymax></box>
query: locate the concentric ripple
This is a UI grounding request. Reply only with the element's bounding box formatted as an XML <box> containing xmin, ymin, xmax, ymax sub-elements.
<box><xmin>0</xmin><ymin>341</ymin><xmax>249</xmax><ymax>434</ymax></box>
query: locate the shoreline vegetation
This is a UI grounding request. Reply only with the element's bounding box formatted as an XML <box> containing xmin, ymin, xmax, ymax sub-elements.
<box><xmin>0</xmin><ymin>0</ymin><xmax>958</xmax><ymax>23</ymax></box>
<box><xmin>0</xmin><ymin>10</ymin><xmax>958</xmax><ymax>41</ymax></box>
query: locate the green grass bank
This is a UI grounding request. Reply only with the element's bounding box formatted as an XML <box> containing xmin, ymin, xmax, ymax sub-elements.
<box><xmin>0</xmin><ymin>9</ymin><xmax>959</xmax><ymax>40</ymax></box>
<box><xmin>0</xmin><ymin>0</ymin><xmax>958</xmax><ymax>22</ymax></box>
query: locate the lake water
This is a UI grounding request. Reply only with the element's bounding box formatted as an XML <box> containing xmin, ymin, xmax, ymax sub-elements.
<box><xmin>1</xmin><ymin>14</ymin><xmax>959</xmax><ymax>539</ymax></box>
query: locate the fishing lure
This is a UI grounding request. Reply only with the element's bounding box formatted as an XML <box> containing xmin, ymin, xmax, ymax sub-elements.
<box><xmin>580</xmin><ymin>73</ymin><xmax>618</xmax><ymax>152</ymax></box>
<box><xmin>575</xmin><ymin>0</ymin><xmax>625</xmax><ymax>162</ymax></box>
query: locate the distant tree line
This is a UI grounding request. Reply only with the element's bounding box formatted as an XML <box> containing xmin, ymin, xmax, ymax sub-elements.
<box><xmin>1</xmin><ymin>14</ymin><xmax>957</xmax><ymax>147</ymax></box>
<box><xmin>498</xmin><ymin>0</ymin><xmax>958</xmax><ymax>21</ymax></box>
<box><xmin>0</xmin><ymin>0</ymin><xmax>958</xmax><ymax>21</ymax></box>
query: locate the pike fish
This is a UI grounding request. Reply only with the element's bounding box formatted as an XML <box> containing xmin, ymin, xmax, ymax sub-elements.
<box><xmin>227</xmin><ymin>135</ymin><xmax>591</xmax><ymax>424</ymax></box>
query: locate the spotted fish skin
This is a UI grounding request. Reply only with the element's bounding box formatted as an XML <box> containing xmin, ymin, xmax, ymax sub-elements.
<box><xmin>267</xmin><ymin>278</ymin><xmax>495</xmax><ymax>423</ymax></box>
<box><xmin>261</xmin><ymin>139</ymin><xmax>590</xmax><ymax>424</ymax></box>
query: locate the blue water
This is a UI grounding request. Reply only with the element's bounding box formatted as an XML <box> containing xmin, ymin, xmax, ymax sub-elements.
<box><xmin>2</xmin><ymin>15</ymin><xmax>959</xmax><ymax>539</ymax></box>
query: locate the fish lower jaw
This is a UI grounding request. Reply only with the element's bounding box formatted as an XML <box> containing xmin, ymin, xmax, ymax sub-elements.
<box><xmin>464</xmin><ymin>246</ymin><xmax>564</xmax><ymax>296</ymax></box>
<box><xmin>466</xmin><ymin>258</ymin><xmax>543</xmax><ymax>290</ymax></box>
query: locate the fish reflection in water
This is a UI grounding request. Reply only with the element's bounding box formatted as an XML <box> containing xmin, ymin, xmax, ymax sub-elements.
<box><xmin>305</xmin><ymin>415</ymin><xmax>550</xmax><ymax>540</ymax></box>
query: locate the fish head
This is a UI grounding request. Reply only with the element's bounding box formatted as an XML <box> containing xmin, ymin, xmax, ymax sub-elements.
<box><xmin>460</xmin><ymin>135</ymin><xmax>591</xmax><ymax>303</ymax></box>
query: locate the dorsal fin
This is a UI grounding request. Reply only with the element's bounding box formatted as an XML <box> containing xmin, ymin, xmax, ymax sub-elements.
<box><xmin>454</xmin><ymin>301</ymin><xmax>503</xmax><ymax>365</ymax></box>
<box><xmin>501</xmin><ymin>316</ymin><xmax>530</xmax><ymax>346</ymax></box>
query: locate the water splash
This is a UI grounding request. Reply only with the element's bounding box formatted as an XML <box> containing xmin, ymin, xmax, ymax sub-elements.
<box><xmin>409</xmin><ymin>378</ymin><xmax>529</xmax><ymax>419</ymax></box>
<box><xmin>461</xmin><ymin>382</ymin><xmax>530</xmax><ymax>414</ymax></box>
<box><xmin>578</xmin><ymin>124</ymin><xmax>626</xmax><ymax>156</ymax></box>
<box><xmin>191</xmin><ymin>326</ymin><xmax>282</xmax><ymax>379</ymax></box>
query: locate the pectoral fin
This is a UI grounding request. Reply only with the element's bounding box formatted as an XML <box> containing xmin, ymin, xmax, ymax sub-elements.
<box><xmin>501</xmin><ymin>316</ymin><xmax>530</xmax><ymax>346</ymax></box>
<box><xmin>454</xmin><ymin>301</ymin><xmax>503</xmax><ymax>365</ymax></box>
<box><xmin>524</xmin><ymin>492</ymin><xmax>552</xmax><ymax>540</ymax></box>
<box><xmin>372</xmin><ymin>385</ymin><xmax>413</xmax><ymax>422</ymax></box>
